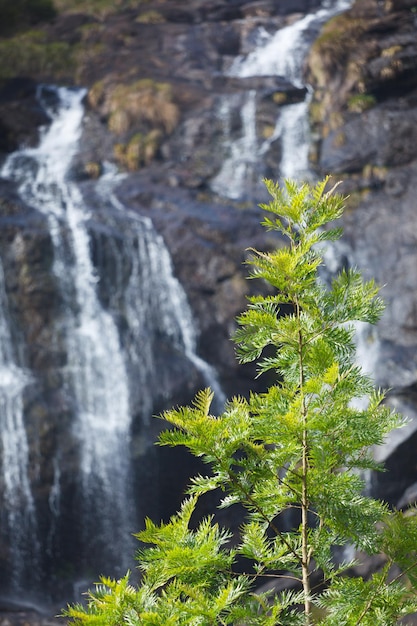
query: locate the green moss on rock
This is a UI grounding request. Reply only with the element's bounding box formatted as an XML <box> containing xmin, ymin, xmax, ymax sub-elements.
<box><xmin>0</xmin><ymin>30</ymin><xmax>74</xmax><ymax>80</ymax></box>
<box><xmin>53</xmin><ymin>0</ymin><xmax>151</xmax><ymax>19</ymax></box>
<box><xmin>347</xmin><ymin>93</ymin><xmax>377</xmax><ymax>113</ymax></box>
<box><xmin>106</xmin><ymin>79</ymin><xmax>180</xmax><ymax>135</ymax></box>
<box><xmin>135</xmin><ymin>10</ymin><xmax>165</xmax><ymax>23</ymax></box>
<box><xmin>114</xmin><ymin>128</ymin><xmax>163</xmax><ymax>170</ymax></box>
<box><xmin>310</xmin><ymin>14</ymin><xmax>367</xmax><ymax>79</ymax></box>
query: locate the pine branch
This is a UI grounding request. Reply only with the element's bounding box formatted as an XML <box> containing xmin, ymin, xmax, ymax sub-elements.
<box><xmin>218</xmin><ymin>453</ymin><xmax>304</xmax><ymax>568</ymax></box>
<box><xmin>353</xmin><ymin>562</ymin><xmax>392</xmax><ymax>626</ymax></box>
<box><xmin>64</xmin><ymin>177</ymin><xmax>417</xmax><ymax>626</ymax></box>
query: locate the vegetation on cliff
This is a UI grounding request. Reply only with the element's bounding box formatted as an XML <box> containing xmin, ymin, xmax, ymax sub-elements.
<box><xmin>0</xmin><ymin>0</ymin><xmax>155</xmax><ymax>82</ymax></box>
<box><xmin>0</xmin><ymin>0</ymin><xmax>184</xmax><ymax>170</ymax></box>
<box><xmin>90</xmin><ymin>78</ymin><xmax>179</xmax><ymax>170</ymax></box>
<box><xmin>0</xmin><ymin>0</ymin><xmax>150</xmax><ymax>33</ymax></box>
<box><xmin>0</xmin><ymin>30</ymin><xmax>73</xmax><ymax>80</ymax></box>
<box><xmin>307</xmin><ymin>0</ymin><xmax>417</xmax><ymax>140</ymax></box>
<box><xmin>53</xmin><ymin>0</ymin><xmax>151</xmax><ymax>18</ymax></box>
<box><xmin>64</xmin><ymin>178</ymin><xmax>417</xmax><ymax>625</ymax></box>
<box><xmin>0</xmin><ymin>0</ymin><xmax>56</xmax><ymax>36</ymax></box>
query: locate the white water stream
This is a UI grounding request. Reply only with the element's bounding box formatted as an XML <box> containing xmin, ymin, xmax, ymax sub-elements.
<box><xmin>2</xmin><ymin>86</ymin><xmax>134</xmax><ymax>569</ymax></box>
<box><xmin>0</xmin><ymin>85</ymin><xmax>225</xmax><ymax>590</ymax></box>
<box><xmin>211</xmin><ymin>0</ymin><xmax>353</xmax><ymax>199</ymax></box>
<box><xmin>211</xmin><ymin>91</ymin><xmax>258</xmax><ymax>200</ymax></box>
<box><xmin>0</xmin><ymin>262</ymin><xmax>40</xmax><ymax>592</ymax></box>
<box><xmin>229</xmin><ymin>0</ymin><xmax>352</xmax><ymax>84</ymax></box>
<box><xmin>97</xmin><ymin>166</ymin><xmax>226</xmax><ymax>415</ymax></box>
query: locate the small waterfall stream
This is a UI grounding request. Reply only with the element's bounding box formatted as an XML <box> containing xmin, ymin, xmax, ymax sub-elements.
<box><xmin>229</xmin><ymin>1</ymin><xmax>352</xmax><ymax>84</ymax></box>
<box><xmin>269</xmin><ymin>100</ymin><xmax>312</xmax><ymax>181</ymax></box>
<box><xmin>211</xmin><ymin>91</ymin><xmax>258</xmax><ymax>200</ymax></box>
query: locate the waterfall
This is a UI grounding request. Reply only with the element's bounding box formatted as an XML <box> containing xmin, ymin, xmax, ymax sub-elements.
<box><xmin>0</xmin><ymin>262</ymin><xmax>40</xmax><ymax>594</ymax></box>
<box><xmin>229</xmin><ymin>0</ymin><xmax>352</xmax><ymax>85</ymax></box>
<box><xmin>2</xmin><ymin>85</ymin><xmax>135</xmax><ymax>576</ymax></box>
<box><xmin>266</xmin><ymin>99</ymin><xmax>312</xmax><ymax>181</ymax></box>
<box><xmin>0</xmin><ymin>84</ymin><xmax>225</xmax><ymax>598</ymax></box>
<box><xmin>211</xmin><ymin>0</ymin><xmax>353</xmax><ymax>199</ymax></box>
<box><xmin>96</xmin><ymin>166</ymin><xmax>226</xmax><ymax>414</ymax></box>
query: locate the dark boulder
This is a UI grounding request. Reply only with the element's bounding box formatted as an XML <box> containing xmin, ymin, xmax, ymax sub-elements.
<box><xmin>0</xmin><ymin>79</ymin><xmax>49</xmax><ymax>157</ymax></box>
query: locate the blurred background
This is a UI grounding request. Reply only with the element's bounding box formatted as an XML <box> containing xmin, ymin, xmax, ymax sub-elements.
<box><xmin>0</xmin><ymin>0</ymin><xmax>416</xmax><ymax>621</ymax></box>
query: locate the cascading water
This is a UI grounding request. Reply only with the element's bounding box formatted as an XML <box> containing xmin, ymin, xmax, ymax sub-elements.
<box><xmin>211</xmin><ymin>91</ymin><xmax>258</xmax><ymax>200</ymax></box>
<box><xmin>211</xmin><ymin>0</ymin><xmax>353</xmax><ymax>199</ymax></box>
<box><xmin>96</xmin><ymin>167</ymin><xmax>226</xmax><ymax>414</ymax></box>
<box><xmin>229</xmin><ymin>0</ymin><xmax>352</xmax><ymax>85</ymax></box>
<box><xmin>265</xmin><ymin>100</ymin><xmax>311</xmax><ymax>181</ymax></box>
<box><xmin>0</xmin><ymin>262</ymin><xmax>40</xmax><ymax>595</ymax></box>
<box><xmin>0</xmin><ymin>85</ymin><xmax>224</xmax><ymax>600</ymax></box>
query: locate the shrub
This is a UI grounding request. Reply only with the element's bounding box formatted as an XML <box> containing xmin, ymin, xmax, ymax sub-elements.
<box><xmin>135</xmin><ymin>10</ymin><xmax>165</xmax><ymax>24</ymax></box>
<box><xmin>310</xmin><ymin>15</ymin><xmax>367</xmax><ymax>73</ymax></box>
<box><xmin>113</xmin><ymin>129</ymin><xmax>163</xmax><ymax>170</ymax></box>
<box><xmin>64</xmin><ymin>178</ymin><xmax>417</xmax><ymax>625</ymax></box>
<box><xmin>0</xmin><ymin>30</ymin><xmax>73</xmax><ymax>80</ymax></box>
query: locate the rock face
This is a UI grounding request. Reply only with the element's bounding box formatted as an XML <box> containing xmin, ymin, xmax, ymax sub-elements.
<box><xmin>306</xmin><ymin>0</ymin><xmax>417</xmax><ymax>506</ymax></box>
<box><xmin>0</xmin><ymin>79</ymin><xmax>48</xmax><ymax>152</ymax></box>
<box><xmin>0</xmin><ymin>0</ymin><xmax>416</xmax><ymax>611</ymax></box>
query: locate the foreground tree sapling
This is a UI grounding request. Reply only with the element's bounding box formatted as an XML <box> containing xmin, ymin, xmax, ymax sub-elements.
<box><xmin>65</xmin><ymin>178</ymin><xmax>417</xmax><ymax>625</ymax></box>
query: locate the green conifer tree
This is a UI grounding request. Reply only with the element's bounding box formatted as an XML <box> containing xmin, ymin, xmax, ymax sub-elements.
<box><xmin>65</xmin><ymin>178</ymin><xmax>417</xmax><ymax>625</ymax></box>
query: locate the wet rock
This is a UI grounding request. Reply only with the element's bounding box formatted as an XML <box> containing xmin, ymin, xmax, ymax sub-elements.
<box><xmin>0</xmin><ymin>79</ymin><xmax>48</xmax><ymax>157</ymax></box>
<box><xmin>212</xmin><ymin>74</ymin><xmax>307</xmax><ymax>98</ymax></box>
<box><xmin>397</xmin><ymin>481</ymin><xmax>417</xmax><ymax>509</ymax></box>
<box><xmin>319</xmin><ymin>106</ymin><xmax>417</xmax><ymax>173</ymax></box>
<box><xmin>385</xmin><ymin>0</ymin><xmax>417</xmax><ymax>11</ymax></box>
<box><xmin>0</xmin><ymin>610</ymin><xmax>64</xmax><ymax>626</ymax></box>
<box><xmin>307</xmin><ymin>0</ymin><xmax>417</xmax><ymax>512</ymax></box>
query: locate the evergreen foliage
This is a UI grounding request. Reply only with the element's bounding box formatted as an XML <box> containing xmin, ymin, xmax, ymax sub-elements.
<box><xmin>65</xmin><ymin>178</ymin><xmax>417</xmax><ymax>625</ymax></box>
